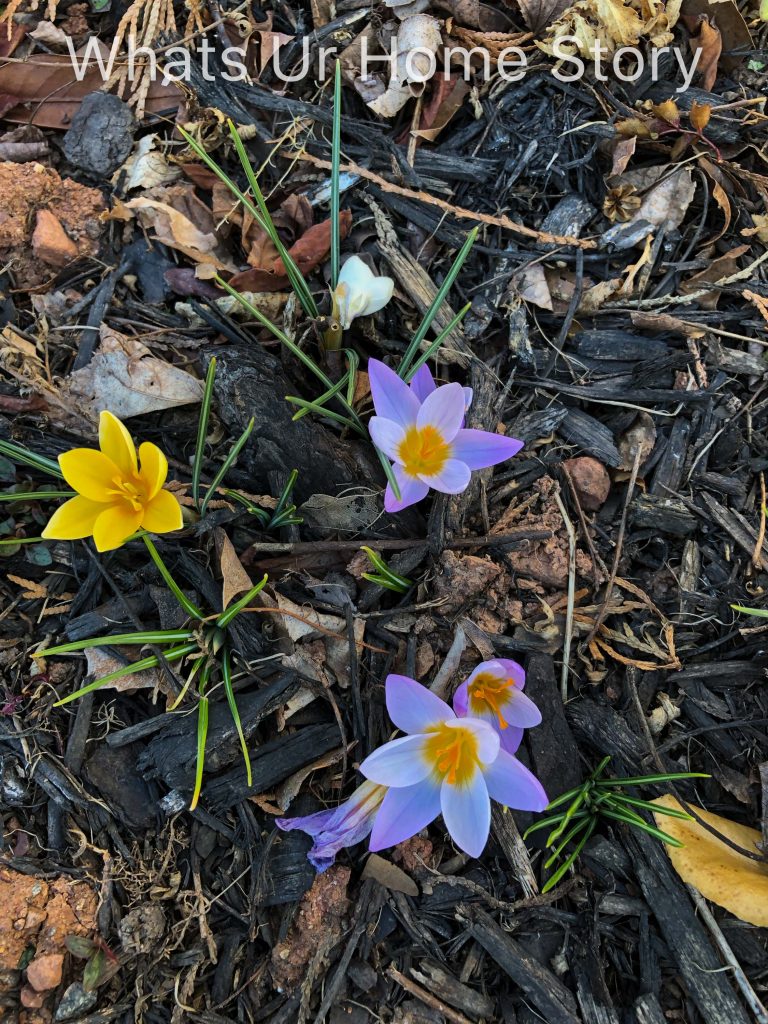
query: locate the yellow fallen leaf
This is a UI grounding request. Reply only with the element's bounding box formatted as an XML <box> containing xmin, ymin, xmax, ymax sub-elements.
<box><xmin>652</xmin><ymin>795</ymin><xmax>768</xmax><ymax>927</ymax></box>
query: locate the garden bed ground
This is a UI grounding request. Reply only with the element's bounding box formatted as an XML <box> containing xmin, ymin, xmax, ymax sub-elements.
<box><xmin>0</xmin><ymin>0</ymin><xmax>767</xmax><ymax>1021</ymax></box>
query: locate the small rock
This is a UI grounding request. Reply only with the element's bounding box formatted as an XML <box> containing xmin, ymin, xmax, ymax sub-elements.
<box><xmin>20</xmin><ymin>983</ymin><xmax>46</xmax><ymax>1008</ymax></box>
<box><xmin>54</xmin><ymin>982</ymin><xmax>96</xmax><ymax>1021</ymax></box>
<box><xmin>562</xmin><ymin>456</ymin><xmax>611</xmax><ymax>511</ymax></box>
<box><xmin>118</xmin><ymin>903</ymin><xmax>166</xmax><ymax>955</ymax></box>
<box><xmin>32</xmin><ymin>210</ymin><xmax>78</xmax><ymax>269</ymax></box>
<box><xmin>27</xmin><ymin>952</ymin><xmax>64</xmax><ymax>991</ymax></box>
<box><xmin>61</xmin><ymin>93</ymin><xmax>136</xmax><ymax>178</ymax></box>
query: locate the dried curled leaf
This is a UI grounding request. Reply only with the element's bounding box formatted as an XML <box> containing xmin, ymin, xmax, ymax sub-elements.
<box><xmin>539</xmin><ymin>0</ymin><xmax>680</xmax><ymax>58</ymax></box>
<box><xmin>652</xmin><ymin>795</ymin><xmax>768</xmax><ymax>927</ymax></box>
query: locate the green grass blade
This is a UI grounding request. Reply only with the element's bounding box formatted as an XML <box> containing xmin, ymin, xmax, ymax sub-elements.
<box><xmin>217</xmin><ymin>574</ymin><xmax>268</xmax><ymax>628</ymax></box>
<box><xmin>0</xmin><ymin>490</ymin><xmax>75</xmax><ymax>502</ymax></box>
<box><xmin>285</xmin><ymin>397</ymin><xmax>361</xmax><ymax>432</ymax></box>
<box><xmin>402</xmin><ymin>303</ymin><xmax>471</xmax><ymax>383</ymax></box>
<box><xmin>143</xmin><ymin>536</ymin><xmax>204</xmax><ymax>621</ymax></box>
<box><xmin>375</xmin><ymin>446</ymin><xmax>401</xmax><ymax>502</ymax></box>
<box><xmin>330</xmin><ymin>59</ymin><xmax>342</xmax><ymax>289</ymax></box>
<box><xmin>397</xmin><ymin>227</ymin><xmax>478</xmax><ymax>379</ymax></box>
<box><xmin>523</xmin><ymin>810</ymin><xmax>590</xmax><ymax>839</ymax></box>
<box><xmin>223</xmin><ymin>648</ymin><xmax>252</xmax><ymax>786</ymax></box>
<box><xmin>221</xmin><ymin>489</ymin><xmax>270</xmax><ymax>524</ymax></box>
<box><xmin>546</xmin><ymin>787</ymin><xmax>589</xmax><ymax>846</ymax></box>
<box><xmin>169</xmin><ymin>656</ymin><xmax>204</xmax><ymax>711</ymax></box>
<box><xmin>201</xmin><ymin>418</ymin><xmax>254</xmax><ymax>517</ymax></box>
<box><xmin>361</xmin><ymin>547</ymin><xmax>411</xmax><ymax>592</ymax></box>
<box><xmin>269</xmin><ymin>470</ymin><xmax>298</xmax><ymax>525</ymax></box>
<box><xmin>0</xmin><ymin>439</ymin><xmax>64</xmax><ymax>479</ymax></box>
<box><xmin>544</xmin><ymin>816</ymin><xmax>593</xmax><ymax>870</ymax></box>
<box><xmin>190</xmin><ymin>694</ymin><xmax>210</xmax><ymax>811</ymax></box>
<box><xmin>541</xmin><ymin>818</ymin><xmax>598</xmax><ymax>894</ymax></box>
<box><xmin>601</xmin><ymin>806</ymin><xmax>683</xmax><ymax>846</ymax></box>
<box><xmin>596</xmin><ymin>772</ymin><xmax>710</xmax><ymax>787</ymax></box>
<box><xmin>609</xmin><ymin>793</ymin><xmax>695</xmax><ymax>819</ymax></box>
<box><xmin>37</xmin><ymin>630</ymin><xmax>194</xmax><ymax>656</ymax></box>
<box><xmin>290</xmin><ymin>349</ymin><xmax>358</xmax><ymax>423</ymax></box>
<box><xmin>53</xmin><ymin>643</ymin><xmax>198</xmax><ymax>706</ymax></box>
<box><xmin>193</xmin><ymin>357</ymin><xmax>216</xmax><ymax>512</ymax></box>
<box><xmin>540</xmin><ymin>785</ymin><xmax>589</xmax><ymax>814</ymax></box>
<box><xmin>0</xmin><ymin>536</ymin><xmax>44</xmax><ymax>546</ymax></box>
<box><xmin>227</xmin><ymin>123</ymin><xmax>318</xmax><ymax>317</ymax></box>
<box><xmin>732</xmin><ymin>604</ymin><xmax>768</xmax><ymax>618</ymax></box>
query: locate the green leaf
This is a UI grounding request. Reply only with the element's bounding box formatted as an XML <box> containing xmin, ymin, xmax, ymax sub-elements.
<box><xmin>397</xmin><ymin>227</ymin><xmax>478</xmax><ymax>379</ymax></box>
<box><xmin>544</xmin><ymin>815</ymin><xmax>594</xmax><ymax>871</ymax></box>
<box><xmin>83</xmin><ymin>949</ymin><xmax>105</xmax><ymax>992</ymax></box>
<box><xmin>541</xmin><ymin>817</ymin><xmax>598</xmax><ymax>894</ymax></box>
<box><xmin>39</xmin><ymin>630</ymin><xmax>194</xmax><ymax>657</ymax></box>
<box><xmin>143</xmin><ymin>536</ymin><xmax>204</xmax><ymax>621</ymax></box>
<box><xmin>609</xmin><ymin>793</ymin><xmax>694</xmax><ymax>819</ymax></box>
<box><xmin>361</xmin><ymin>546</ymin><xmax>412</xmax><ymax>592</ymax></box>
<box><xmin>601</xmin><ymin>805</ymin><xmax>682</xmax><ymax>846</ymax></box>
<box><xmin>65</xmin><ymin>935</ymin><xmax>95</xmax><ymax>959</ymax></box>
<box><xmin>732</xmin><ymin>603</ymin><xmax>768</xmax><ymax>618</ymax></box>
<box><xmin>0</xmin><ymin>489</ymin><xmax>75</xmax><ymax>502</ymax></box>
<box><xmin>53</xmin><ymin>643</ymin><xmax>198</xmax><ymax>705</ymax></box>
<box><xmin>217</xmin><ymin>574</ymin><xmax>268</xmax><ymax>628</ymax></box>
<box><xmin>193</xmin><ymin>357</ymin><xmax>216</xmax><ymax>512</ymax></box>
<box><xmin>402</xmin><ymin>303</ymin><xmax>471</xmax><ymax>383</ymax></box>
<box><xmin>596</xmin><ymin>772</ymin><xmax>710</xmax><ymax>787</ymax></box>
<box><xmin>0</xmin><ymin>439</ymin><xmax>64</xmax><ymax>479</ymax></box>
<box><xmin>201</xmin><ymin>417</ymin><xmax>255</xmax><ymax>517</ymax></box>
<box><xmin>523</xmin><ymin>809</ymin><xmax>590</xmax><ymax>839</ymax></box>
<box><xmin>190</xmin><ymin>694</ymin><xmax>210</xmax><ymax>811</ymax></box>
<box><xmin>223</xmin><ymin>648</ymin><xmax>252</xmax><ymax>786</ymax></box>
<box><xmin>330</xmin><ymin>59</ymin><xmax>342</xmax><ymax>290</ymax></box>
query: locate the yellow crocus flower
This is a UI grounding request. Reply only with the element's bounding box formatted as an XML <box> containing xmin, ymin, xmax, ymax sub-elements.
<box><xmin>42</xmin><ymin>411</ymin><xmax>183</xmax><ymax>552</ymax></box>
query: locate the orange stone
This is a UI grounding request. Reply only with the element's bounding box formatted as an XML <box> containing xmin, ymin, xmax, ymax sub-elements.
<box><xmin>27</xmin><ymin>952</ymin><xmax>64</xmax><ymax>991</ymax></box>
<box><xmin>31</xmin><ymin>209</ymin><xmax>78</xmax><ymax>268</ymax></box>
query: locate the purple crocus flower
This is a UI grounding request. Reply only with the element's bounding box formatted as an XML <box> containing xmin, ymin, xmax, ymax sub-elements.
<box><xmin>367</xmin><ymin>359</ymin><xmax>524</xmax><ymax>513</ymax></box>
<box><xmin>359</xmin><ymin>675</ymin><xmax>548</xmax><ymax>858</ymax></box>
<box><xmin>276</xmin><ymin>780</ymin><xmax>387</xmax><ymax>872</ymax></box>
<box><xmin>453</xmin><ymin>659</ymin><xmax>542</xmax><ymax>755</ymax></box>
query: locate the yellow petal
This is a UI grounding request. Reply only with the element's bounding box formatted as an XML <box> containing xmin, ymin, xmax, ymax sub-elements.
<box><xmin>141</xmin><ymin>488</ymin><xmax>183</xmax><ymax>535</ymax></box>
<box><xmin>59</xmin><ymin>449</ymin><xmax>120</xmax><ymax>501</ymax></box>
<box><xmin>42</xmin><ymin>495</ymin><xmax>106</xmax><ymax>540</ymax></box>
<box><xmin>652</xmin><ymin>795</ymin><xmax>768</xmax><ymax>927</ymax></box>
<box><xmin>92</xmin><ymin>504</ymin><xmax>143</xmax><ymax>552</ymax></box>
<box><xmin>138</xmin><ymin>442</ymin><xmax>168</xmax><ymax>499</ymax></box>
<box><xmin>99</xmin><ymin>411</ymin><xmax>137</xmax><ymax>477</ymax></box>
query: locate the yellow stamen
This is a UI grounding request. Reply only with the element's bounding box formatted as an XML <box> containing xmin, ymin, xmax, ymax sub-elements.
<box><xmin>397</xmin><ymin>425</ymin><xmax>450</xmax><ymax>479</ymax></box>
<box><xmin>424</xmin><ymin>723</ymin><xmax>480</xmax><ymax>786</ymax></box>
<box><xmin>468</xmin><ymin>672</ymin><xmax>516</xmax><ymax>730</ymax></box>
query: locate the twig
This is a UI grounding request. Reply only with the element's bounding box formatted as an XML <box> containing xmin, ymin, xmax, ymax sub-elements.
<box><xmin>553</xmin><ymin>487</ymin><xmax>576</xmax><ymax>702</ymax></box>
<box><xmin>283</xmin><ymin>148</ymin><xmax>596</xmax><ymax>250</ymax></box>
<box><xmin>686</xmin><ymin>885</ymin><xmax>768</xmax><ymax>1024</ymax></box>
<box><xmin>388</xmin><ymin>965</ymin><xmax>474</xmax><ymax>1024</ymax></box>
<box><xmin>753</xmin><ymin>472</ymin><xmax>766</xmax><ymax>571</ymax></box>
<box><xmin>430</xmin><ymin>623</ymin><xmax>467</xmax><ymax>700</ymax></box>
<box><xmin>585</xmin><ymin>447</ymin><xmax>642</xmax><ymax>646</ymax></box>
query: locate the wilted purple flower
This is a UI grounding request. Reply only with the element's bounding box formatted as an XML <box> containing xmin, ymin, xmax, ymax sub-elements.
<box><xmin>275</xmin><ymin>780</ymin><xmax>386</xmax><ymax>872</ymax></box>
<box><xmin>359</xmin><ymin>675</ymin><xmax>548</xmax><ymax>857</ymax></box>
<box><xmin>453</xmin><ymin>659</ymin><xmax>542</xmax><ymax>755</ymax></box>
<box><xmin>367</xmin><ymin>359</ymin><xmax>524</xmax><ymax>513</ymax></box>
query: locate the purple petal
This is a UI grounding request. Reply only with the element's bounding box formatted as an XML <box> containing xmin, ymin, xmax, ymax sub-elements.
<box><xmin>418</xmin><ymin>458</ymin><xmax>471</xmax><ymax>494</ymax></box>
<box><xmin>451</xmin><ymin>430</ymin><xmax>524</xmax><ymax>470</ymax></box>
<box><xmin>384</xmin><ymin>464</ymin><xmax>429</xmax><ymax>513</ymax></box>
<box><xmin>463</xmin><ymin>387</ymin><xmax>473</xmax><ymax>410</ymax></box>
<box><xmin>359</xmin><ymin>734</ymin><xmax>431</xmax><ymax>787</ymax></box>
<box><xmin>445</xmin><ymin>717</ymin><xmax>499</xmax><ymax>765</ymax></box>
<box><xmin>499</xmin><ymin>726</ymin><xmax>524</xmax><ymax>755</ymax></box>
<box><xmin>409</xmin><ymin>364</ymin><xmax>436</xmax><ymax>403</ymax></box>
<box><xmin>483</xmin><ymin>750</ymin><xmax>549</xmax><ymax>811</ymax></box>
<box><xmin>440</xmin><ymin>773</ymin><xmax>491</xmax><ymax>857</ymax></box>
<box><xmin>369</xmin><ymin>779</ymin><xmax>441</xmax><ymax>851</ymax></box>
<box><xmin>385</xmin><ymin>674</ymin><xmax>453</xmax><ymax>734</ymax></box>
<box><xmin>417</xmin><ymin>382</ymin><xmax>465</xmax><ymax>440</ymax></box>
<box><xmin>505</xmin><ymin>690</ymin><xmax>542</xmax><ymax>729</ymax></box>
<box><xmin>495</xmin><ymin>658</ymin><xmax>526</xmax><ymax>691</ymax></box>
<box><xmin>452</xmin><ymin>701</ymin><xmax>524</xmax><ymax>755</ymax></box>
<box><xmin>452</xmin><ymin>679</ymin><xmax>470</xmax><ymax>718</ymax></box>
<box><xmin>276</xmin><ymin>807</ymin><xmax>336</xmax><ymax>838</ymax></box>
<box><xmin>368</xmin><ymin>359</ymin><xmax>420</xmax><ymax>428</ymax></box>
<box><xmin>369</xmin><ymin>416</ymin><xmax>405</xmax><ymax>461</ymax></box>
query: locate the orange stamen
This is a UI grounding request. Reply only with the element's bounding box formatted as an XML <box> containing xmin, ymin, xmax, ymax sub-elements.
<box><xmin>468</xmin><ymin>672</ymin><xmax>516</xmax><ymax>730</ymax></box>
<box><xmin>397</xmin><ymin>425</ymin><xmax>450</xmax><ymax>479</ymax></box>
<box><xmin>424</xmin><ymin>723</ymin><xmax>480</xmax><ymax>786</ymax></box>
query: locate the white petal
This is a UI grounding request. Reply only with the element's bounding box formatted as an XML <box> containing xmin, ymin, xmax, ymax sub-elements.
<box><xmin>440</xmin><ymin>773</ymin><xmax>491</xmax><ymax>857</ymax></box>
<box><xmin>361</xmin><ymin>275</ymin><xmax>394</xmax><ymax>316</ymax></box>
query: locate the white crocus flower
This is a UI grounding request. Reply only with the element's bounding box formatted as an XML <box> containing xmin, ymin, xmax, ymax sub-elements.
<box><xmin>332</xmin><ymin>255</ymin><xmax>394</xmax><ymax>330</ymax></box>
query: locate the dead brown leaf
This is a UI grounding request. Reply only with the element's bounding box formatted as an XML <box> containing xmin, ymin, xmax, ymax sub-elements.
<box><xmin>361</xmin><ymin>854</ymin><xmax>419</xmax><ymax>895</ymax></box>
<box><xmin>686</xmin><ymin>14</ymin><xmax>722</xmax><ymax>89</ymax></box>
<box><xmin>216</xmin><ymin>529</ymin><xmax>253</xmax><ymax>610</ymax></box>
<box><xmin>515</xmin><ymin>0</ymin><xmax>572</xmax><ymax>31</ymax></box>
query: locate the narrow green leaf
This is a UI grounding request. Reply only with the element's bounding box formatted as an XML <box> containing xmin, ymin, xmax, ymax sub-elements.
<box><xmin>397</xmin><ymin>227</ymin><xmax>478</xmax><ymax>379</ymax></box>
<box><xmin>222</xmin><ymin>489</ymin><xmax>270</xmax><ymax>524</ymax></box>
<box><xmin>610</xmin><ymin>793</ymin><xmax>694</xmax><ymax>819</ymax></box>
<box><xmin>375</xmin><ymin>446</ymin><xmax>401</xmax><ymax>501</ymax></box>
<box><xmin>361</xmin><ymin>546</ymin><xmax>411</xmax><ymax>592</ymax></box>
<box><xmin>541</xmin><ymin>818</ymin><xmax>598</xmax><ymax>894</ymax></box>
<box><xmin>53</xmin><ymin>643</ymin><xmax>198</xmax><ymax>705</ymax></box>
<box><xmin>546</xmin><ymin>786</ymin><xmax>589</xmax><ymax>846</ymax></box>
<box><xmin>193</xmin><ymin>357</ymin><xmax>216</xmax><ymax>511</ymax></box>
<box><xmin>223</xmin><ymin>648</ymin><xmax>252</xmax><ymax>787</ymax></box>
<box><xmin>0</xmin><ymin>536</ymin><xmax>44</xmax><ymax>546</ymax></box>
<box><xmin>601</xmin><ymin>806</ymin><xmax>682</xmax><ymax>846</ymax></box>
<box><xmin>169</xmin><ymin>655</ymin><xmax>204</xmax><ymax>711</ymax></box>
<box><xmin>403</xmin><ymin>303</ymin><xmax>471</xmax><ymax>383</ymax></box>
<box><xmin>523</xmin><ymin>810</ymin><xmax>590</xmax><ymax>839</ymax></box>
<box><xmin>143</xmin><ymin>536</ymin><xmax>204</xmax><ymax>621</ymax></box>
<box><xmin>217</xmin><ymin>574</ymin><xmax>268</xmax><ymax>628</ymax></box>
<box><xmin>269</xmin><ymin>470</ymin><xmax>298</xmax><ymax>526</ymax></box>
<box><xmin>731</xmin><ymin>604</ymin><xmax>768</xmax><ymax>618</ymax></box>
<box><xmin>0</xmin><ymin>439</ymin><xmax>64</xmax><ymax>479</ymax></box>
<box><xmin>290</xmin><ymin>349</ymin><xmax>358</xmax><ymax>423</ymax></box>
<box><xmin>286</xmin><ymin>396</ymin><xmax>361</xmax><ymax>432</ymax></box>
<box><xmin>37</xmin><ymin>630</ymin><xmax>193</xmax><ymax>656</ymax></box>
<box><xmin>0</xmin><ymin>490</ymin><xmax>75</xmax><ymax>502</ymax></box>
<box><xmin>201</xmin><ymin>418</ymin><xmax>255</xmax><ymax>517</ymax></box>
<box><xmin>544</xmin><ymin>816</ymin><xmax>593</xmax><ymax>870</ymax></box>
<box><xmin>596</xmin><ymin>772</ymin><xmax>710</xmax><ymax>787</ymax></box>
<box><xmin>540</xmin><ymin>784</ymin><xmax>589</xmax><ymax>814</ymax></box>
<box><xmin>190</xmin><ymin>695</ymin><xmax>209</xmax><ymax>811</ymax></box>
<box><xmin>330</xmin><ymin>59</ymin><xmax>342</xmax><ymax>290</ymax></box>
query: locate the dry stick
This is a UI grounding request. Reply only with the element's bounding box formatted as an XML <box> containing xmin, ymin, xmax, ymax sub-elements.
<box><xmin>243</xmin><ymin>529</ymin><xmax>552</xmax><ymax>558</ymax></box>
<box><xmin>753</xmin><ymin>472</ymin><xmax>766</xmax><ymax>570</ymax></box>
<box><xmin>686</xmin><ymin>885</ymin><xmax>768</xmax><ymax>1024</ymax></box>
<box><xmin>429</xmin><ymin>623</ymin><xmax>467</xmax><ymax>700</ymax></box>
<box><xmin>553</xmin><ymin>487</ymin><xmax>576</xmax><ymax>703</ymax></box>
<box><xmin>283</xmin><ymin>149</ymin><xmax>596</xmax><ymax>250</ymax></box>
<box><xmin>388</xmin><ymin>965</ymin><xmax>474</xmax><ymax>1024</ymax></box>
<box><xmin>585</xmin><ymin>446</ymin><xmax>642</xmax><ymax>647</ymax></box>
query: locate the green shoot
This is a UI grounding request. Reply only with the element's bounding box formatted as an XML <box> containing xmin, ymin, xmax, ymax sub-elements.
<box><xmin>52</xmin><ymin>643</ymin><xmax>198</xmax><ymax>705</ymax></box>
<box><xmin>0</xmin><ymin>490</ymin><xmax>75</xmax><ymax>502</ymax></box>
<box><xmin>223</xmin><ymin>647</ymin><xmax>252</xmax><ymax>786</ymax></box>
<box><xmin>524</xmin><ymin>758</ymin><xmax>710</xmax><ymax>893</ymax></box>
<box><xmin>397</xmin><ymin>228</ymin><xmax>478</xmax><ymax>379</ymax></box>
<box><xmin>190</xmin><ymin>660</ymin><xmax>212</xmax><ymax>811</ymax></box>
<box><xmin>402</xmin><ymin>303</ymin><xmax>471</xmax><ymax>383</ymax></box>
<box><xmin>0</xmin><ymin>439</ymin><xmax>64</xmax><ymax>479</ymax></box>
<box><xmin>268</xmin><ymin>470</ymin><xmax>302</xmax><ymax>529</ymax></box>
<box><xmin>143</xmin><ymin>536</ymin><xmax>204</xmax><ymax>621</ymax></box>
<box><xmin>330</xmin><ymin>59</ymin><xmax>342</xmax><ymax>290</ymax></box>
<box><xmin>200</xmin><ymin>417</ymin><xmax>255</xmax><ymax>517</ymax></box>
<box><xmin>217</xmin><ymin>574</ymin><xmax>268</xmax><ymax>628</ymax></box>
<box><xmin>38</xmin><ymin>630</ymin><xmax>194</xmax><ymax>655</ymax></box>
<box><xmin>732</xmin><ymin>604</ymin><xmax>768</xmax><ymax>618</ymax></box>
<box><xmin>193</xmin><ymin>357</ymin><xmax>217</xmax><ymax>512</ymax></box>
<box><xmin>361</xmin><ymin>547</ymin><xmax>412</xmax><ymax>593</ymax></box>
